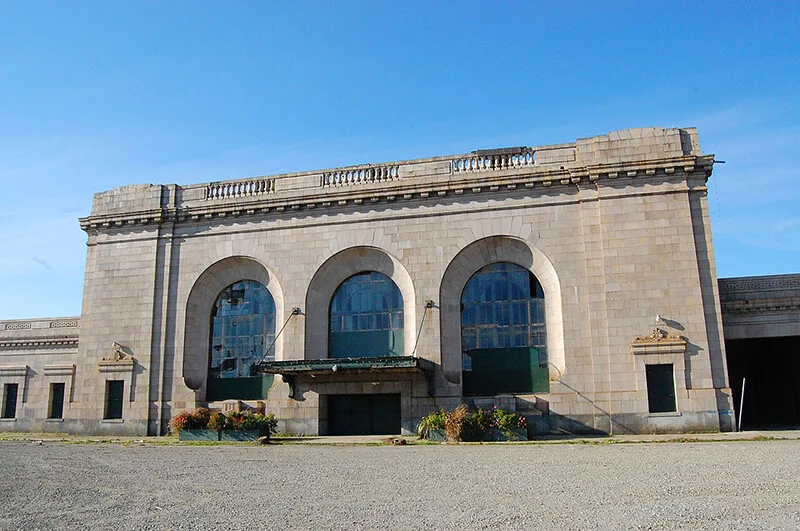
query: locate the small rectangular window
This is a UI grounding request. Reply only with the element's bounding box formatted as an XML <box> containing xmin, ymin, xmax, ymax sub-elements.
<box><xmin>2</xmin><ymin>383</ymin><xmax>19</xmax><ymax>419</ymax></box>
<box><xmin>646</xmin><ymin>364</ymin><xmax>677</xmax><ymax>413</ymax></box>
<box><xmin>49</xmin><ymin>383</ymin><xmax>66</xmax><ymax>419</ymax></box>
<box><xmin>104</xmin><ymin>380</ymin><xmax>124</xmax><ymax>419</ymax></box>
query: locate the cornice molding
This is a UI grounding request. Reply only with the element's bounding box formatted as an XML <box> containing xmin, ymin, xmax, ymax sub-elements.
<box><xmin>0</xmin><ymin>338</ymin><xmax>79</xmax><ymax>349</ymax></box>
<box><xmin>721</xmin><ymin>298</ymin><xmax>800</xmax><ymax>315</ymax></box>
<box><xmin>79</xmin><ymin>153</ymin><xmax>714</xmax><ymax>232</ymax></box>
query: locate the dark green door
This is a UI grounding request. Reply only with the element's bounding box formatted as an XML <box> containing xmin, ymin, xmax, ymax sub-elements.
<box><xmin>327</xmin><ymin>394</ymin><xmax>401</xmax><ymax>435</ymax></box>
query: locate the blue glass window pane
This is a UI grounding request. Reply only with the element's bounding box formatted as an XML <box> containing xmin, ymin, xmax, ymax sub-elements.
<box><xmin>208</xmin><ymin>280</ymin><xmax>277</xmax><ymax>378</ymax></box>
<box><xmin>329</xmin><ymin>272</ymin><xmax>404</xmax><ymax>334</ymax></box>
<box><xmin>461</xmin><ymin>262</ymin><xmax>547</xmax><ymax>364</ymax></box>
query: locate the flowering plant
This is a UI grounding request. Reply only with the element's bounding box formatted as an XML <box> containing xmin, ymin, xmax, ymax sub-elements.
<box><xmin>169</xmin><ymin>408</ymin><xmax>212</xmax><ymax>433</ymax></box>
<box><xmin>169</xmin><ymin>408</ymin><xmax>277</xmax><ymax>436</ymax></box>
<box><xmin>489</xmin><ymin>406</ymin><xmax>527</xmax><ymax>433</ymax></box>
<box><xmin>168</xmin><ymin>410</ymin><xmax>194</xmax><ymax>434</ymax></box>
<box><xmin>207</xmin><ymin>411</ymin><xmax>227</xmax><ymax>431</ymax></box>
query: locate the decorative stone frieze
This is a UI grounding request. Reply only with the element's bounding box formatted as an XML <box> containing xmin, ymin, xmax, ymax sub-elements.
<box><xmin>98</xmin><ymin>342</ymin><xmax>135</xmax><ymax>371</ymax></box>
<box><xmin>719</xmin><ymin>275</ymin><xmax>800</xmax><ymax>294</ymax></box>
<box><xmin>631</xmin><ymin>328</ymin><xmax>687</xmax><ymax>356</ymax></box>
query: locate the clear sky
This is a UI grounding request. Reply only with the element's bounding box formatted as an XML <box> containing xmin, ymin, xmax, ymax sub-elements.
<box><xmin>1</xmin><ymin>1</ymin><xmax>798</xmax><ymax>319</ymax></box>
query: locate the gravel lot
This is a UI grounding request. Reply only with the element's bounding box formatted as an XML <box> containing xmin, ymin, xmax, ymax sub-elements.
<box><xmin>1</xmin><ymin>440</ymin><xmax>799</xmax><ymax>530</ymax></box>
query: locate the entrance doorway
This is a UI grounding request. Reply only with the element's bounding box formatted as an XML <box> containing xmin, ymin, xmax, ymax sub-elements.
<box><xmin>726</xmin><ymin>336</ymin><xmax>800</xmax><ymax>429</ymax></box>
<box><xmin>327</xmin><ymin>394</ymin><xmax>401</xmax><ymax>435</ymax></box>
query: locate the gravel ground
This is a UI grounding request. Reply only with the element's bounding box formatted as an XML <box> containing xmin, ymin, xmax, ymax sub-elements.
<box><xmin>1</xmin><ymin>440</ymin><xmax>799</xmax><ymax>530</ymax></box>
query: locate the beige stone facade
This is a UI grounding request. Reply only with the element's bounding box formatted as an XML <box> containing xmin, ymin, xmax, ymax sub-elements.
<box><xmin>2</xmin><ymin>126</ymin><xmax>756</xmax><ymax>435</ymax></box>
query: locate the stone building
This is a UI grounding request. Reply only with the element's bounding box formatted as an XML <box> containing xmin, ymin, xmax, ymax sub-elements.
<box><xmin>1</xmin><ymin>127</ymin><xmax>797</xmax><ymax>436</ymax></box>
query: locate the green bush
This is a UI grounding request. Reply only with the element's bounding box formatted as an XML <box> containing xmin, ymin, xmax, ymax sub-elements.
<box><xmin>190</xmin><ymin>407</ymin><xmax>212</xmax><ymax>429</ymax></box>
<box><xmin>207</xmin><ymin>411</ymin><xmax>228</xmax><ymax>431</ymax></box>
<box><xmin>417</xmin><ymin>409</ymin><xmax>446</xmax><ymax>438</ymax></box>
<box><xmin>489</xmin><ymin>406</ymin><xmax>527</xmax><ymax>432</ymax></box>
<box><xmin>419</xmin><ymin>404</ymin><xmax>527</xmax><ymax>441</ymax></box>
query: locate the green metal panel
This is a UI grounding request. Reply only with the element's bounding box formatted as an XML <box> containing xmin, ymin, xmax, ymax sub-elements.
<box><xmin>327</xmin><ymin>394</ymin><xmax>401</xmax><ymax>435</ymax></box>
<box><xmin>105</xmin><ymin>380</ymin><xmax>124</xmax><ymax>419</ymax></box>
<box><xmin>257</xmin><ymin>356</ymin><xmax>434</xmax><ymax>374</ymax></box>
<box><xmin>50</xmin><ymin>383</ymin><xmax>65</xmax><ymax>419</ymax></box>
<box><xmin>646</xmin><ymin>364</ymin><xmax>676</xmax><ymax>413</ymax></box>
<box><xmin>206</xmin><ymin>375</ymin><xmax>274</xmax><ymax>401</ymax></box>
<box><xmin>462</xmin><ymin>347</ymin><xmax>550</xmax><ymax>396</ymax></box>
<box><xmin>329</xmin><ymin>330</ymin><xmax>403</xmax><ymax>358</ymax></box>
<box><xmin>2</xmin><ymin>383</ymin><xmax>18</xmax><ymax>419</ymax></box>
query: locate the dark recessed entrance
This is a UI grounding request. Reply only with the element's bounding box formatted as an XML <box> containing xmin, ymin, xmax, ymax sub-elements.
<box><xmin>327</xmin><ymin>394</ymin><xmax>401</xmax><ymax>435</ymax></box>
<box><xmin>726</xmin><ymin>336</ymin><xmax>800</xmax><ymax>429</ymax></box>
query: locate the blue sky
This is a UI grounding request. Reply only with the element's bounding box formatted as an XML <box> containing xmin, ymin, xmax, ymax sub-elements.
<box><xmin>1</xmin><ymin>1</ymin><xmax>798</xmax><ymax>319</ymax></box>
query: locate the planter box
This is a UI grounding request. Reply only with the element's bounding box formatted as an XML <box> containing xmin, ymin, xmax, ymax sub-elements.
<box><xmin>485</xmin><ymin>428</ymin><xmax>528</xmax><ymax>442</ymax></box>
<box><xmin>179</xmin><ymin>429</ymin><xmax>220</xmax><ymax>442</ymax></box>
<box><xmin>425</xmin><ymin>429</ymin><xmax>446</xmax><ymax>442</ymax></box>
<box><xmin>219</xmin><ymin>430</ymin><xmax>268</xmax><ymax>442</ymax></box>
<box><xmin>178</xmin><ymin>429</ymin><xmax>271</xmax><ymax>442</ymax></box>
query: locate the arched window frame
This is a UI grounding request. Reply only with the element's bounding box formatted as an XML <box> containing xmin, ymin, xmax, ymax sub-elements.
<box><xmin>460</xmin><ymin>262</ymin><xmax>547</xmax><ymax>365</ymax></box>
<box><xmin>328</xmin><ymin>271</ymin><xmax>404</xmax><ymax>358</ymax></box>
<box><xmin>208</xmin><ymin>279</ymin><xmax>277</xmax><ymax>380</ymax></box>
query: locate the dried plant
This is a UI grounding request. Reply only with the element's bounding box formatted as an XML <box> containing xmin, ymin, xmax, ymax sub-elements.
<box><xmin>444</xmin><ymin>404</ymin><xmax>469</xmax><ymax>441</ymax></box>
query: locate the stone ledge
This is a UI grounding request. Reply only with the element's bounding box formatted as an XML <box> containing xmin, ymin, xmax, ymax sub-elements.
<box><xmin>0</xmin><ymin>365</ymin><xmax>28</xmax><ymax>377</ymax></box>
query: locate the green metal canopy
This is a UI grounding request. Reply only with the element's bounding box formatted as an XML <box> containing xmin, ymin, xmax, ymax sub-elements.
<box><xmin>255</xmin><ymin>356</ymin><xmax>436</xmax><ymax>398</ymax></box>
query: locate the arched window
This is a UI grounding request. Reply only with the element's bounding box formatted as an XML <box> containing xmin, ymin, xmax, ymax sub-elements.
<box><xmin>208</xmin><ymin>280</ymin><xmax>276</xmax><ymax>399</ymax></box>
<box><xmin>329</xmin><ymin>272</ymin><xmax>404</xmax><ymax>358</ymax></box>
<box><xmin>461</xmin><ymin>262</ymin><xmax>548</xmax><ymax>395</ymax></box>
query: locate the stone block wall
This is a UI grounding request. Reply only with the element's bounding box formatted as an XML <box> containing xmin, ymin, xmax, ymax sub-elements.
<box><xmin>0</xmin><ymin>318</ymin><xmax>80</xmax><ymax>432</ymax></box>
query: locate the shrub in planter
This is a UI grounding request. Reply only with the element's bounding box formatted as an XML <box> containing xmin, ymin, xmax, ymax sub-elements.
<box><xmin>421</xmin><ymin>404</ymin><xmax>528</xmax><ymax>442</ymax></box>
<box><xmin>172</xmin><ymin>409</ymin><xmax>279</xmax><ymax>441</ymax></box>
<box><xmin>463</xmin><ymin>407</ymin><xmax>490</xmax><ymax>441</ymax></box>
<box><xmin>417</xmin><ymin>409</ymin><xmax>446</xmax><ymax>439</ymax></box>
<box><xmin>489</xmin><ymin>406</ymin><xmax>527</xmax><ymax>433</ymax></box>
<box><xmin>207</xmin><ymin>411</ymin><xmax>228</xmax><ymax>431</ymax></box>
<box><xmin>169</xmin><ymin>410</ymin><xmax>194</xmax><ymax>434</ymax></box>
<box><xmin>190</xmin><ymin>407</ymin><xmax>212</xmax><ymax>429</ymax></box>
<box><xmin>240</xmin><ymin>413</ymin><xmax>278</xmax><ymax>434</ymax></box>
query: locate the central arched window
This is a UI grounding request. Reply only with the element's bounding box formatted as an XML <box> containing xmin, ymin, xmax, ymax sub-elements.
<box><xmin>208</xmin><ymin>280</ymin><xmax>276</xmax><ymax>399</ymax></box>
<box><xmin>329</xmin><ymin>272</ymin><xmax>403</xmax><ymax>358</ymax></box>
<box><xmin>461</xmin><ymin>262</ymin><xmax>548</xmax><ymax>395</ymax></box>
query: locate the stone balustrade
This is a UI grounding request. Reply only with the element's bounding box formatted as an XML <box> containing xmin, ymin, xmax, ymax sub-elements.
<box><xmin>322</xmin><ymin>165</ymin><xmax>400</xmax><ymax>187</ymax></box>
<box><xmin>205</xmin><ymin>178</ymin><xmax>276</xmax><ymax>200</ymax></box>
<box><xmin>80</xmin><ymin>127</ymin><xmax>706</xmax><ymax>228</ymax></box>
<box><xmin>1</xmin><ymin>318</ymin><xmax>80</xmax><ymax>333</ymax></box>
<box><xmin>452</xmin><ymin>152</ymin><xmax>535</xmax><ymax>173</ymax></box>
